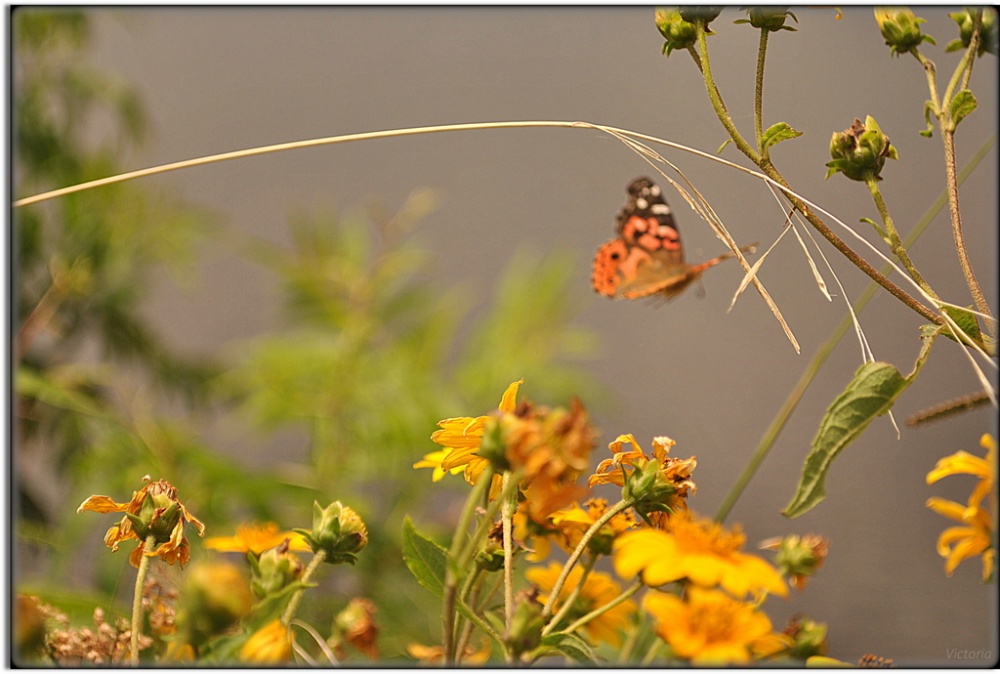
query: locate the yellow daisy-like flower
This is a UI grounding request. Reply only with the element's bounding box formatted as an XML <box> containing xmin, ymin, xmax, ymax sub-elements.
<box><xmin>613</xmin><ymin>511</ymin><xmax>787</xmax><ymax>598</ymax></box>
<box><xmin>643</xmin><ymin>587</ymin><xmax>791</xmax><ymax>665</ymax></box>
<box><xmin>77</xmin><ymin>476</ymin><xmax>205</xmax><ymax>569</ymax></box>
<box><xmin>414</xmin><ymin>379</ymin><xmax>522</xmax><ymax>494</ymax></box>
<box><xmin>526</xmin><ymin>563</ymin><xmax>637</xmax><ymax>647</ymax></box>
<box><xmin>926</xmin><ymin>434</ymin><xmax>996</xmax><ymax>581</ymax></box>
<box><xmin>204</xmin><ymin>522</ymin><xmax>311</xmax><ymax>555</ymax></box>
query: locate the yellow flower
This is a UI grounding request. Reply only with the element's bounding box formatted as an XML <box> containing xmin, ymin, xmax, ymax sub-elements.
<box><xmin>589</xmin><ymin>434</ymin><xmax>697</xmax><ymax>517</ymax></box>
<box><xmin>926</xmin><ymin>434</ymin><xmax>996</xmax><ymax>581</ymax></box>
<box><xmin>77</xmin><ymin>476</ymin><xmax>205</xmax><ymax>569</ymax></box>
<box><xmin>526</xmin><ymin>563</ymin><xmax>637</xmax><ymax>647</ymax></box>
<box><xmin>240</xmin><ymin>619</ymin><xmax>292</xmax><ymax>664</ymax></box>
<box><xmin>203</xmin><ymin>521</ymin><xmax>311</xmax><ymax>555</ymax></box>
<box><xmin>643</xmin><ymin>587</ymin><xmax>791</xmax><ymax>664</ymax></box>
<box><xmin>415</xmin><ymin>379</ymin><xmax>522</xmax><ymax>494</ymax></box>
<box><xmin>613</xmin><ymin>511</ymin><xmax>787</xmax><ymax>598</ymax></box>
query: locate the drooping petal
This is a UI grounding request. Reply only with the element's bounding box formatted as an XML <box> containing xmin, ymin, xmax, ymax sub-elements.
<box><xmin>77</xmin><ymin>495</ymin><xmax>129</xmax><ymax>514</ymax></box>
<box><xmin>498</xmin><ymin>379</ymin><xmax>524</xmax><ymax>414</ymax></box>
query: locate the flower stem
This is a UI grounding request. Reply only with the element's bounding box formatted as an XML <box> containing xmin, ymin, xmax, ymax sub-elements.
<box><xmin>281</xmin><ymin>549</ymin><xmax>326</xmax><ymax>626</ymax></box>
<box><xmin>130</xmin><ymin>535</ymin><xmax>157</xmax><ymax>665</ymax></box>
<box><xmin>560</xmin><ymin>576</ymin><xmax>642</xmax><ymax>639</ymax></box>
<box><xmin>542</xmin><ymin>554</ymin><xmax>596</xmax><ymax>637</ymax></box>
<box><xmin>695</xmin><ymin>22</ymin><xmax>760</xmax><ymax>163</ymax></box>
<box><xmin>541</xmin><ymin>499</ymin><xmax>631</xmax><ymax>618</ymax></box>
<box><xmin>864</xmin><ymin>177</ymin><xmax>938</xmax><ymax>300</ymax></box>
<box><xmin>754</xmin><ymin>28</ymin><xmax>769</xmax><ymax>155</ymax></box>
<box><xmin>500</xmin><ymin>472</ymin><xmax>517</xmax><ymax>650</ymax></box>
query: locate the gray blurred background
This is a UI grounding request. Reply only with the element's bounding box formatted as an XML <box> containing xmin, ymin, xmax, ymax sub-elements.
<box><xmin>24</xmin><ymin>6</ymin><xmax>1000</xmax><ymax>666</ymax></box>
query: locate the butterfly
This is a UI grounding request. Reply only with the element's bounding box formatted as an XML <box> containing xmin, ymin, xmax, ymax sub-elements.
<box><xmin>591</xmin><ymin>176</ymin><xmax>757</xmax><ymax>300</ymax></box>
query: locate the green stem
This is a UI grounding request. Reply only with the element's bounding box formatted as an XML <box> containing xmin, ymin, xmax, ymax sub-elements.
<box><xmin>695</xmin><ymin>22</ymin><xmax>761</xmax><ymax>163</ymax></box>
<box><xmin>913</xmin><ymin>49</ymin><xmax>941</xmax><ymax>116</ymax></box>
<box><xmin>541</xmin><ymin>554</ymin><xmax>596</xmax><ymax>637</ymax></box>
<box><xmin>559</xmin><ymin>577</ymin><xmax>643</xmax><ymax>639</ymax></box>
<box><xmin>864</xmin><ymin>177</ymin><xmax>938</xmax><ymax>299</ymax></box>
<box><xmin>282</xmin><ymin>549</ymin><xmax>326</xmax><ymax>625</ymax></box>
<box><xmin>541</xmin><ymin>499</ymin><xmax>631</xmax><ymax>618</ymax></box>
<box><xmin>754</xmin><ymin>28</ymin><xmax>769</xmax><ymax>155</ymax></box>
<box><xmin>640</xmin><ymin>637</ymin><xmax>664</xmax><ymax>666</ymax></box>
<box><xmin>940</xmin><ymin>128</ymin><xmax>996</xmax><ymax>335</ymax></box>
<box><xmin>444</xmin><ymin>469</ymin><xmax>492</xmax><ymax>664</ymax></box>
<box><xmin>714</xmin><ymin>134</ymin><xmax>997</xmax><ymax>522</ymax></box>
<box><xmin>500</xmin><ymin>472</ymin><xmax>517</xmax><ymax>646</ymax></box>
<box><xmin>129</xmin><ymin>535</ymin><xmax>157</xmax><ymax>665</ymax></box>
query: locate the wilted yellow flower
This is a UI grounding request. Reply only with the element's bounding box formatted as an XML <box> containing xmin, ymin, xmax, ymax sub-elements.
<box><xmin>590</xmin><ymin>434</ymin><xmax>696</xmax><ymax>518</ymax></box>
<box><xmin>527</xmin><ymin>563</ymin><xmax>637</xmax><ymax>647</ymax></box>
<box><xmin>331</xmin><ymin>598</ymin><xmax>379</xmax><ymax>661</ymax></box>
<box><xmin>926</xmin><ymin>434</ymin><xmax>996</xmax><ymax>581</ymax></box>
<box><xmin>77</xmin><ymin>476</ymin><xmax>205</xmax><ymax>569</ymax></box>
<box><xmin>240</xmin><ymin>619</ymin><xmax>292</xmax><ymax>664</ymax></box>
<box><xmin>203</xmin><ymin>521</ymin><xmax>310</xmax><ymax>555</ymax></box>
<box><xmin>643</xmin><ymin>587</ymin><xmax>791</xmax><ymax>664</ymax></box>
<box><xmin>613</xmin><ymin>511</ymin><xmax>787</xmax><ymax>598</ymax></box>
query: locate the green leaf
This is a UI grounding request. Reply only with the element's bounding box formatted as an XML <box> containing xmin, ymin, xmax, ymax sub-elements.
<box><xmin>920</xmin><ymin>100</ymin><xmax>936</xmax><ymax>138</ymax></box>
<box><xmin>942</xmin><ymin>305</ymin><xmax>982</xmax><ymax>343</ymax></box>
<box><xmin>717</xmin><ymin>138</ymin><xmax>732</xmax><ymax>154</ymax></box>
<box><xmin>950</xmin><ymin>89</ymin><xmax>978</xmax><ymax>127</ymax></box>
<box><xmin>401</xmin><ymin>516</ymin><xmax>448</xmax><ymax>597</ymax></box>
<box><xmin>540</xmin><ymin>633</ymin><xmax>598</xmax><ymax>665</ymax></box>
<box><xmin>760</xmin><ymin>122</ymin><xmax>803</xmax><ymax>153</ymax></box>
<box><xmin>783</xmin><ymin>361</ymin><xmax>909</xmax><ymax>518</ymax></box>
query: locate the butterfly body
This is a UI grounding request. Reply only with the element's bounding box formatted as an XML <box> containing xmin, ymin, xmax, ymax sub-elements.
<box><xmin>591</xmin><ymin>177</ymin><xmax>753</xmax><ymax>300</ymax></box>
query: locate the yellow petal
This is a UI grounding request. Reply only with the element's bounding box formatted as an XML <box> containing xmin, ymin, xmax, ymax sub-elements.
<box><xmin>926</xmin><ymin>496</ymin><xmax>966</xmax><ymax>522</ymax></box>
<box><xmin>927</xmin><ymin>450</ymin><xmax>991</xmax><ymax>484</ymax></box>
<box><xmin>498</xmin><ymin>379</ymin><xmax>524</xmax><ymax>414</ymax></box>
<box><xmin>77</xmin><ymin>495</ymin><xmax>129</xmax><ymax>514</ymax></box>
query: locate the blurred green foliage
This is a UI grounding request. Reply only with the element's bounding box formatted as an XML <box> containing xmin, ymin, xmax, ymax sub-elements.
<box><xmin>13</xmin><ymin>8</ymin><xmax>602</xmax><ymax>661</ymax></box>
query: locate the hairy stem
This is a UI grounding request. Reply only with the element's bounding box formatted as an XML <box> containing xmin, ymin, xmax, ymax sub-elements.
<box><xmin>695</xmin><ymin>23</ymin><xmax>760</xmax><ymax>163</ymax></box>
<box><xmin>542</xmin><ymin>554</ymin><xmax>596</xmax><ymax>638</ymax></box>
<box><xmin>865</xmin><ymin>177</ymin><xmax>938</xmax><ymax>299</ymax></box>
<box><xmin>754</xmin><ymin>28</ymin><xmax>769</xmax><ymax>155</ymax></box>
<box><xmin>282</xmin><ymin>549</ymin><xmax>326</xmax><ymax>625</ymax></box>
<box><xmin>130</xmin><ymin>535</ymin><xmax>157</xmax><ymax>665</ymax></box>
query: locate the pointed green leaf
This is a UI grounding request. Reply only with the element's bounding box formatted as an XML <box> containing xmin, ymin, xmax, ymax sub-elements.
<box><xmin>761</xmin><ymin>122</ymin><xmax>803</xmax><ymax>153</ymax></box>
<box><xmin>950</xmin><ymin>89</ymin><xmax>977</xmax><ymax>126</ymax></box>
<box><xmin>540</xmin><ymin>633</ymin><xmax>598</xmax><ymax>664</ymax></box>
<box><xmin>920</xmin><ymin>100</ymin><xmax>936</xmax><ymax>138</ymax></box>
<box><xmin>401</xmin><ymin>516</ymin><xmax>448</xmax><ymax>597</ymax></box>
<box><xmin>783</xmin><ymin>361</ymin><xmax>909</xmax><ymax>518</ymax></box>
<box><xmin>717</xmin><ymin>138</ymin><xmax>732</xmax><ymax>154</ymax></box>
<box><xmin>942</xmin><ymin>305</ymin><xmax>982</xmax><ymax>343</ymax></box>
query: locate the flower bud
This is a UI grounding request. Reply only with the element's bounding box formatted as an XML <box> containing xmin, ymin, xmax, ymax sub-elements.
<box><xmin>506</xmin><ymin>590</ymin><xmax>544</xmax><ymax>658</ymax></box>
<box><xmin>240</xmin><ymin>619</ymin><xmax>292</xmax><ymax>664</ymax></box>
<box><xmin>874</xmin><ymin>7</ymin><xmax>936</xmax><ymax>56</ymax></box>
<box><xmin>475</xmin><ymin>541</ymin><xmax>506</xmax><ymax>572</ymax></box>
<box><xmin>946</xmin><ymin>8</ymin><xmax>998</xmax><ymax>56</ymax></box>
<box><xmin>825</xmin><ymin>116</ymin><xmax>898</xmax><ymax>182</ymax></box>
<box><xmin>783</xmin><ymin>615</ymin><xmax>828</xmax><ymax>660</ymax></box>
<box><xmin>735</xmin><ymin>7</ymin><xmax>797</xmax><ymax>32</ymax></box>
<box><xmin>760</xmin><ymin>534</ymin><xmax>829</xmax><ymax>591</ymax></box>
<box><xmin>176</xmin><ymin>561</ymin><xmax>253</xmax><ymax>648</ymax></box>
<box><xmin>331</xmin><ymin>598</ymin><xmax>379</xmax><ymax>660</ymax></box>
<box><xmin>250</xmin><ymin>540</ymin><xmax>305</xmax><ymax>598</ymax></box>
<box><xmin>655</xmin><ymin>8</ymin><xmax>699</xmax><ymax>55</ymax></box>
<box><xmin>478</xmin><ymin>417</ymin><xmax>511</xmax><ymax>473</ymax></box>
<box><xmin>296</xmin><ymin>501</ymin><xmax>368</xmax><ymax>565</ymax></box>
<box><xmin>678</xmin><ymin>6</ymin><xmax>722</xmax><ymax>25</ymax></box>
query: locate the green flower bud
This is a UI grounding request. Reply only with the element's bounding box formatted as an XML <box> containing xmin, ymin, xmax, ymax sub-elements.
<box><xmin>874</xmin><ymin>7</ymin><xmax>936</xmax><ymax>56</ymax></box>
<box><xmin>760</xmin><ymin>534</ymin><xmax>829</xmax><ymax>591</ymax></box>
<box><xmin>474</xmin><ymin>541</ymin><xmax>506</xmax><ymax>572</ymax></box>
<box><xmin>783</xmin><ymin>616</ymin><xmax>828</xmax><ymax>660</ymax></box>
<box><xmin>250</xmin><ymin>541</ymin><xmax>305</xmax><ymax>598</ymax></box>
<box><xmin>506</xmin><ymin>590</ymin><xmax>544</xmax><ymax>658</ymax></box>
<box><xmin>655</xmin><ymin>8</ymin><xmax>699</xmax><ymax>55</ymax></box>
<box><xmin>678</xmin><ymin>6</ymin><xmax>723</xmax><ymax>25</ymax></box>
<box><xmin>296</xmin><ymin>501</ymin><xmax>368</xmax><ymax>565</ymax></box>
<box><xmin>946</xmin><ymin>8</ymin><xmax>998</xmax><ymax>57</ymax></box>
<box><xmin>734</xmin><ymin>7</ymin><xmax>798</xmax><ymax>32</ymax></box>
<box><xmin>825</xmin><ymin>116</ymin><xmax>898</xmax><ymax>182</ymax></box>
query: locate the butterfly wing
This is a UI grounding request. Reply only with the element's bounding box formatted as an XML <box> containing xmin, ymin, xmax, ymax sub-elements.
<box><xmin>592</xmin><ymin>240</ymin><xmax>696</xmax><ymax>300</ymax></box>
